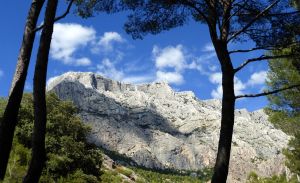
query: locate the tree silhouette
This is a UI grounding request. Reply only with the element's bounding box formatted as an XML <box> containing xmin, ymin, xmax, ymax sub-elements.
<box><xmin>0</xmin><ymin>0</ymin><xmax>45</xmax><ymax>178</ymax></box>
<box><xmin>22</xmin><ymin>0</ymin><xmax>58</xmax><ymax>182</ymax></box>
<box><xmin>0</xmin><ymin>0</ymin><xmax>76</xmax><ymax>179</ymax></box>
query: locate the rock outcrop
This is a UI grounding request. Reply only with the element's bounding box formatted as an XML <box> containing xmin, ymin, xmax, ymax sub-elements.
<box><xmin>47</xmin><ymin>72</ymin><xmax>290</xmax><ymax>182</ymax></box>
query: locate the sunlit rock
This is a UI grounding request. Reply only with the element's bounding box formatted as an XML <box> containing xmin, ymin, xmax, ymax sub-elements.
<box><xmin>48</xmin><ymin>71</ymin><xmax>290</xmax><ymax>183</ymax></box>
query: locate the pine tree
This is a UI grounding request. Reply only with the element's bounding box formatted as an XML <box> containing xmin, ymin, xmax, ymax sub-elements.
<box><xmin>266</xmin><ymin>51</ymin><xmax>300</xmax><ymax>135</ymax></box>
<box><xmin>266</xmin><ymin>50</ymin><xmax>300</xmax><ymax>177</ymax></box>
<box><xmin>0</xmin><ymin>0</ymin><xmax>45</xmax><ymax>178</ymax></box>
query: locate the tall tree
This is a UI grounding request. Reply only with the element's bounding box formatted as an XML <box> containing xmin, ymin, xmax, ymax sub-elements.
<box><xmin>121</xmin><ymin>0</ymin><xmax>300</xmax><ymax>182</ymax></box>
<box><xmin>0</xmin><ymin>0</ymin><xmax>45</xmax><ymax>179</ymax></box>
<box><xmin>266</xmin><ymin>50</ymin><xmax>300</xmax><ymax>179</ymax></box>
<box><xmin>21</xmin><ymin>1</ymin><xmax>124</xmax><ymax>182</ymax></box>
<box><xmin>0</xmin><ymin>0</ymin><xmax>74</xmax><ymax>178</ymax></box>
<box><xmin>266</xmin><ymin>50</ymin><xmax>300</xmax><ymax>135</ymax></box>
<box><xmin>22</xmin><ymin>0</ymin><xmax>58</xmax><ymax>182</ymax></box>
<box><xmin>266</xmin><ymin>1</ymin><xmax>300</xmax><ymax>177</ymax></box>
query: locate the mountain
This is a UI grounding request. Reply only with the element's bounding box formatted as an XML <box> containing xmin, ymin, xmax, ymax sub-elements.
<box><xmin>47</xmin><ymin>72</ymin><xmax>290</xmax><ymax>182</ymax></box>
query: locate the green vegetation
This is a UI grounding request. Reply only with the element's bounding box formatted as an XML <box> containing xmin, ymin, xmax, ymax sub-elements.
<box><xmin>100</xmin><ymin>170</ymin><xmax>123</xmax><ymax>183</ymax></box>
<box><xmin>247</xmin><ymin>172</ymin><xmax>298</xmax><ymax>183</ymax></box>
<box><xmin>265</xmin><ymin>50</ymin><xmax>300</xmax><ymax>136</ymax></box>
<box><xmin>130</xmin><ymin>167</ymin><xmax>212</xmax><ymax>183</ymax></box>
<box><xmin>101</xmin><ymin>165</ymin><xmax>210</xmax><ymax>183</ymax></box>
<box><xmin>0</xmin><ymin>93</ymin><xmax>212</xmax><ymax>182</ymax></box>
<box><xmin>248</xmin><ymin>49</ymin><xmax>300</xmax><ymax>182</ymax></box>
<box><xmin>115</xmin><ymin>166</ymin><xmax>134</xmax><ymax>177</ymax></box>
<box><xmin>266</xmin><ymin>50</ymin><xmax>300</xmax><ymax>178</ymax></box>
<box><xmin>284</xmin><ymin>133</ymin><xmax>300</xmax><ymax>176</ymax></box>
<box><xmin>1</xmin><ymin>93</ymin><xmax>102</xmax><ymax>182</ymax></box>
<box><xmin>102</xmin><ymin>146</ymin><xmax>212</xmax><ymax>182</ymax></box>
<box><xmin>101</xmin><ymin>148</ymin><xmax>137</xmax><ymax>166</ymax></box>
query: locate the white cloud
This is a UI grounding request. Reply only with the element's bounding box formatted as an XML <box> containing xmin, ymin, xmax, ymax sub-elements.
<box><xmin>123</xmin><ymin>76</ymin><xmax>154</xmax><ymax>84</ymax></box>
<box><xmin>211</xmin><ymin>85</ymin><xmax>223</xmax><ymax>99</ymax></box>
<box><xmin>209</xmin><ymin>72</ymin><xmax>222</xmax><ymax>84</ymax></box>
<box><xmin>234</xmin><ymin>77</ymin><xmax>246</xmax><ymax>95</ymax></box>
<box><xmin>247</xmin><ymin>70</ymin><xmax>267</xmax><ymax>86</ymax></box>
<box><xmin>153</xmin><ymin>45</ymin><xmax>186</xmax><ymax>72</ymax></box>
<box><xmin>189</xmin><ymin>52</ymin><xmax>217</xmax><ymax>75</ymax></box>
<box><xmin>74</xmin><ymin>57</ymin><xmax>92</xmax><ymax>66</ymax></box>
<box><xmin>198</xmin><ymin>52</ymin><xmax>217</xmax><ymax>61</ymax></box>
<box><xmin>51</xmin><ymin>23</ymin><xmax>95</xmax><ymax>66</ymax></box>
<box><xmin>209</xmin><ymin>72</ymin><xmax>223</xmax><ymax>98</ymax></box>
<box><xmin>0</xmin><ymin>69</ymin><xmax>3</xmax><ymax>77</ymax></box>
<box><xmin>97</xmin><ymin>54</ymin><xmax>184</xmax><ymax>85</ymax></box>
<box><xmin>209</xmin><ymin>65</ymin><xmax>218</xmax><ymax>72</ymax></box>
<box><xmin>96</xmin><ymin>58</ymin><xmax>124</xmax><ymax>81</ymax></box>
<box><xmin>209</xmin><ymin>72</ymin><xmax>246</xmax><ymax>99</ymax></box>
<box><xmin>209</xmin><ymin>70</ymin><xmax>269</xmax><ymax>99</ymax></box>
<box><xmin>202</xmin><ymin>43</ymin><xmax>215</xmax><ymax>52</ymax></box>
<box><xmin>156</xmin><ymin>71</ymin><xmax>184</xmax><ymax>85</ymax></box>
<box><xmin>93</xmin><ymin>43</ymin><xmax>216</xmax><ymax>87</ymax></box>
<box><xmin>96</xmin><ymin>58</ymin><xmax>153</xmax><ymax>84</ymax></box>
<box><xmin>97</xmin><ymin>32</ymin><xmax>124</xmax><ymax>52</ymax></box>
<box><xmin>151</xmin><ymin>44</ymin><xmax>218</xmax><ymax>85</ymax></box>
<box><xmin>152</xmin><ymin>45</ymin><xmax>186</xmax><ymax>85</ymax></box>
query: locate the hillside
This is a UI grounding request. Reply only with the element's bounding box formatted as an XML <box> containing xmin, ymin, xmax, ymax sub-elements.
<box><xmin>47</xmin><ymin>72</ymin><xmax>290</xmax><ymax>182</ymax></box>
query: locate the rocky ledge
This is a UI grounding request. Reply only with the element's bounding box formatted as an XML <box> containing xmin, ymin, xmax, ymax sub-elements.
<box><xmin>47</xmin><ymin>72</ymin><xmax>290</xmax><ymax>183</ymax></box>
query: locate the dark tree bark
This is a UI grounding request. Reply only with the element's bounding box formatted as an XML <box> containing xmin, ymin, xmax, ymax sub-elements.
<box><xmin>23</xmin><ymin>0</ymin><xmax>58</xmax><ymax>182</ymax></box>
<box><xmin>0</xmin><ymin>0</ymin><xmax>45</xmax><ymax>179</ymax></box>
<box><xmin>211</xmin><ymin>40</ymin><xmax>236</xmax><ymax>183</ymax></box>
<box><xmin>206</xmin><ymin>3</ymin><xmax>236</xmax><ymax>181</ymax></box>
<box><xmin>212</xmin><ymin>80</ymin><xmax>235</xmax><ymax>183</ymax></box>
<box><xmin>212</xmin><ymin>77</ymin><xmax>235</xmax><ymax>183</ymax></box>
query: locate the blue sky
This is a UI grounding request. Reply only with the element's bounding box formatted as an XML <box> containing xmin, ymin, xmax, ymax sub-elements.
<box><xmin>0</xmin><ymin>1</ymin><xmax>270</xmax><ymax>111</ymax></box>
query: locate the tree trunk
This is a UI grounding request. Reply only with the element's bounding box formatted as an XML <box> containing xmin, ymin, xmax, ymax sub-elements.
<box><xmin>23</xmin><ymin>0</ymin><xmax>58</xmax><ymax>182</ymax></box>
<box><xmin>0</xmin><ymin>0</ymin><xmax>45</xmax><ymax>179</ymax></box>
<box><xmin>211</xmin><ymin>42</ymin><xmax>236</xmax><ymax>183</ymax></box>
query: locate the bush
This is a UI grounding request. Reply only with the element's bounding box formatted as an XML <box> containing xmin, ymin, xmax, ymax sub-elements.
<box><xmin>247</xmin><ymin>172</ymin><xmax>298</xmax><ymax>183</ymax></box>
<box><xmin>100</xmin><ymin>170</ymin><xmax>123</xmax><ymax>183</ymax></box>
<box><xmin>2</xmin><ymin>93</ymin><xmax>102</xmax><ymax>182</ymax></box>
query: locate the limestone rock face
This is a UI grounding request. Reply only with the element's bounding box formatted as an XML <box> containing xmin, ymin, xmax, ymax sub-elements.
<box><xmin>47</xmin><ymin>72</ymin><xmax>290</xmax><ymax>182</ymax></box>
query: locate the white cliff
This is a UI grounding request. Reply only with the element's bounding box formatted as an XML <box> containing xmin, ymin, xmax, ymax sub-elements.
<box><xmin>47</xmin><ymin>72</ymin><xmax>290</xmax><ymax>182</ymax></box>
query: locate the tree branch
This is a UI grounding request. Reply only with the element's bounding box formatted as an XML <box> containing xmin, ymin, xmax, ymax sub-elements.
<box><xmin>222</xmin><ymin>0</ymin><xmax>250</xmax><ymax>30</ymax></box>
<box><xmin>220</xmin><ymin>0</ymin><xmax>233</xmax><ymax>40</ymax></box>
<box><xmin>234</xmin><ymin>54</ymin><xmax>294</xmax><ymax>73</ymax></box>
<box><xmin>34</xmin><ymin>0</ymin><xmax>74</xmax><ymax>32</ymax></box>
<box><xmin>180</xmin><ymin>0</ymin><xmax>214</xmax><ymax>31</ymax></box>
<box><xmin>235</xmin><ymin>84</ymin><xmax>300</xmax><ymax>99</ymax></box>
<box><xmin>229</xmin><ymin>41</ymin><xmax>300</xmax><ymax>54</ymax></box>
<box><xmin>238</xmin><ymin>10</ymin><xmax>300</xmax><ymax>17</ymax></box>
<box><xmin>265</xmin><ymin>10</ymin><xmax>300</xmax><ymax>16</ymax></box>
<box><xmin>227</xmin><ymin>0</ymin><xmax>280</xmax><ymax>42</ymax></box>
<box><xmin>229</xmin><ymin>46</ymin><xmax>277</xmax><ymax>54</ymax></box>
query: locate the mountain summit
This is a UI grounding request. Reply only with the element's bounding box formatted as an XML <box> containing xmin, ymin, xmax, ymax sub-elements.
<box><xmin>47</xmin><ymin>72</ymin><xmax>290</xmax><ymax>182</ymax></box>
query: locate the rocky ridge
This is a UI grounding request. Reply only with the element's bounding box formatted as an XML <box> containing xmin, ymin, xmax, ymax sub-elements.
<box><xmin>47</xmin><ymin>72</ymin><xmax>290</xmax><ymax>182</ymax></box>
